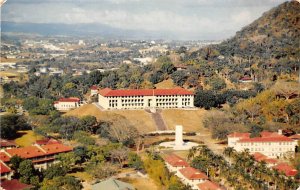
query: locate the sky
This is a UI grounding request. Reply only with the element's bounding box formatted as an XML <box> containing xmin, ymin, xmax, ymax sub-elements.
<box><xmin>1</xmin><ymin>0</ymin><xmax>287</xmax><ymax>40</ymax></box>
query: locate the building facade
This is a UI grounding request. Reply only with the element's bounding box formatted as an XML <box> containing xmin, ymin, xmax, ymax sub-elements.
<box><xmin>54</xmin><ymin>97</ymin><xmax>80</xmax><ymax>111</ymax></box>
<box><xmin>98</xmin><ymin>88</ymin><xmax>194</xmax><ymax>110</ymax></box>
<box><xmin>228</xmin><ymin>131</ymin><xmax>297</xmax><ymax>158</ymax></box>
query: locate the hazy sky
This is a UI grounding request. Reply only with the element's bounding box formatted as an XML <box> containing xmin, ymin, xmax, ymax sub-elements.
<box><xmin>1</xmin><ymin>0</ymin><xmax>287</xmax><ymax>40</ymax></box>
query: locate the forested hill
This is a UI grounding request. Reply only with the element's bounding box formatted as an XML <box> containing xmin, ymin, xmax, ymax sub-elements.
<box><xmin>188</xmin><ymin>1</ymin><xmax>300</xmax><ymax>76</ymax></box>
<box><xmin>217</xmin><ymin>1</ymin><xmax>300</xmax><ymax>60</ymax></box>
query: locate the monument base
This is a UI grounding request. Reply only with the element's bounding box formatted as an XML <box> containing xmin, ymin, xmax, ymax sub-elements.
<box><xmin>159</xmin><ymin>141</ymin><xmax>199</xmax><ymax>150</ymax></box>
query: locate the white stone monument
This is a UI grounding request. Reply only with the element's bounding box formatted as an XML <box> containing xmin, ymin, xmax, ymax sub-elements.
<box><xmin>175</xmin><ymin>125</ymin><xmax>184</xmax><ymax>147</ymax></box>
<box><xmin>159</xmin><ymin>125</ymin><xmax>199</xmax><ymax>150</ymax></box>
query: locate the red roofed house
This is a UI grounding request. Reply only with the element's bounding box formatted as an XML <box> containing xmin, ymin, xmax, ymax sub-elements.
<box><xmin>228</xmin><ymin>130</ymin><xmax>297</xmax><ymax>158</ymax></box>
<box><xmin>252</xmin><ymin>152</ymin><xmax>278</xmax><ymax>167</ymax></box>
<box><xmin>273</xmin><ymin>163</ymin><xmax>298</xmax><ymax>177</ymax></box>
<box><xmin>197</xmin><ymin>180</ymin><xmax>223</xmax><ymax>190</ymax></box>
<box><xmin>90</xmin><ymin>86</ymin><xmax>98</xmax><ymax>96</ymax></box>
<box><xmin>0</xmin><ymin>161</ymin><xmax>13</xmax><ymax>180</ymax></box>
<box><xmin>177</xmin><ymin>167</ymin><xmax>208</xmax><ymax>189</ymax></box>
<box><xmin>0</xmin><ymin>179</ymin><xmax>34</xmax><ymax>190</ymax></box>
<box><xmin>54</xmin><ymin>97</ymin><xmax>81</xmax><ymax>111</ymax></box>
<box><xmin>1</xmin><ymin>144</ymin><xmax>72</xmax><ymax>171</ymax></box>
<box><xmin>98</xmin><ymin>88</ymin><xmax>194</xmax><ymax>110</ymax></box>
<box><xmin>164</xmin><ymin>154</ymin><xmax>189</xmax><ymax>172</ymax></box>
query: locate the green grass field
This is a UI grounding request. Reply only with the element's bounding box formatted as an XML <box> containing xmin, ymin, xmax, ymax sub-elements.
<box><xmin>14</xmin><ymin>130</ymin><xmax>44</xmax><ymax>147</ymax></box>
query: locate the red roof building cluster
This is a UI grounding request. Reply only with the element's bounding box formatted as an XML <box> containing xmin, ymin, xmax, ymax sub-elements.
<box><xmin>99</xmin><ymin>88</ymin><xmax>194</xmax><ymax>97</ymax></box>
<box><xmin>252</xmin><ymin>152</ymin><xmax>278</xmax><ymax>165</ymax></box>
<box><xmin>179</xmin><ymin>167</ymin><xmax>208</xmax><ymax>180</ymax></box>
<box><xmin>228</xmin><ymin>131</ymin><xmax>294</xmax><ymax>143</ymax></box>
<box><xmin>164</xmin><ymin>154</ymin><xmax>189</xmax><ymax>167</ymax></box>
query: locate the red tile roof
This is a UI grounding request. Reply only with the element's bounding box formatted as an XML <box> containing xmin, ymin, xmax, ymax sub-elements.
<box><xmin>253</xmin><ymin>152</ymin><xmax>268</xmax><ymax>162</ymax></box>
<box><xmin>179</xmin><ymin>167</ymin><xmax>208</xmax><ymax>180</ymax></box>
<box><xmin>227</xmin><ymin>132</ymin><xmax>250</xmax><ymax>138</ymax></box>
<box><xmin>239</xmin><ymin>136</ymin><xmax>293</xmax><ymax>143</ymax></box>
<box><xmin>197</xmin><ymin>181</ymin><xmax>223</xmax><ymax>190</ymax></box>
<box><xmin>0</xmin><ymin>139</ymin><xmax>17</xmax><ymax>148</ymax></box>
<box><xmin>54</xmin><ymin>97</ymin><xmax>80</xmax><ymax>103</ymax></box>
<box><xmin>273</xmin><ymin>163</ymin><xmax>298</xmax><ymax>177</ymax></box>
<box><xmin>0</xmin><ymin>162</ymin><xmax>11</xmax><ymax>174</ymax></box>
<box><xmin>5</xmin><ymin>146</ymin><xmax>46</xmax><ymax>159</ymax></box>
<box><xmin>0</xmin><ymin>152</ymin><xmax>11</xmax><ymax>163</ymax></box>
<box><xmin>35</xmin><ymin>138</ymin><xmax>60</xmax><ymax>146</ymax></box>
<box><xmin>41</xmin><ymin>144</ymin><xmax>72</xmax><ymax>155</ymax></box>
<box><xmin>90</xmin><ymin>86</ymin><xmax>98</xmax><ymax>90</ymax></box>
<box><xmin>164</xmin><ymin>154</ymin><xmax>189</xmax><ymax>167</ymax></box>
<box><xmin>0</xmin><ymin>179</ymin><xmax>33</xmax><ymax>190</ymax></box>
<box><xmin>252</xmin><ymin>152</ymin><xmax>278</xmax><ymax>164</ymax></box>
<box><xmin>99</xmin><ymin>88</ymin><xmax>194</xmax><ymax>97</ymax></box>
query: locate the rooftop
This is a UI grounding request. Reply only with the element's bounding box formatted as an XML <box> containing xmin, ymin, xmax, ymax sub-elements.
<box><xmin>179</xmin><ymin>167</ymin><xmax>208</xmax><ymax>180</ymax></box>
<box><xmin>197</xmin><ymin>180</ymin><xmax>223</xmax><ymax>190</ymax></box>
<box><xmin>41</xmin><ymin>144</ymin><xmax>73</xmax><ymax>155</ymax></box>
<box><xmin>273</xmin><ymin>163</ymin><xmax>298</xmax><ymax>177</ymax></box>
<box><xmin>0</xmin><ymin>162</ymin><xmax>11</xmax><ymax>174</ymax></box>
<box><xmin>5</xmin><ymin>146</ymin><xmax>46</xmax><ymax>159</ymax></box>
<box><xmin>54</xmin><ymin>97</ymin><xmax>80</xmax><ymax>103</ymax></box>
<box><xmin>164</xmin><ymin>154</ymin><xmax>189</xmax><ymax>167</ymax></box>
<box><xmin>0</xmin><ymin>139</ymin><xmax>17</xmax><ymax>148</ymax></box>
<box><xmin>99</xmin><ymin>88</ymin><xmax>194</xmax><ymax>97</ymax></box>
<box><xmin>92</xmin><ymin>178</ymin><xmax>134</xmax><ymax>190</ymax></box>
<box><xmin>0</xmin><ymin>179</ymin><xmax>33</xmax><ymax>190</ymax></box>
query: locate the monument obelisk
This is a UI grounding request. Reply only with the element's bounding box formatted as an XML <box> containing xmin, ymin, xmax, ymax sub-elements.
<box><xmin>175</xmin><ymin>125</ymin><xmax>183</xmax><ymax>147</ymax></box>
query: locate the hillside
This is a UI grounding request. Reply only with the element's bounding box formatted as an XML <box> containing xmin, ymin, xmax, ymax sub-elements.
<box><xmin>217</xmin><ymin>1</ymin><xmax>300</xmax><ymax>61</ymax></box>
<box><xmin>187</xmin><ymin>1</ymin><xmax>300</xmax><ymax>84</ymax></box>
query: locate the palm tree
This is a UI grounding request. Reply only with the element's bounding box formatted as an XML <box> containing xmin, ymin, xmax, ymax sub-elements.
<box><xmin>187</xmin><ymin>146</ymin><xmax>197</xmax><ymax>161</ymax></box>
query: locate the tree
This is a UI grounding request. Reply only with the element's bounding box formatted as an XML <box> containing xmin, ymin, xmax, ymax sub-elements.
<box><xmin>171</xmin><ymin>70</ymin><xmax>188</xmax><ymax>86</ymax></box>
<box><xmin>207</xmin><ymin>77</ymin><xmax>226</xmax><ymax>91</ymax></box>
<box><xmin>249</xmin><ymin>124</ymin><xmax>263</xmax><ymax>138</ymax></box>
<box><xmin>10</xmin><ymin>155</ymin><xmax>24</xmax><ymax>171</ymax></box>
<box><xmin>194</xmin><ymin>90</ymin><xmax>217</xmax><ymax>109</ymax></box>
<box><xmin>87</xmin><ymin>162</ymin><xmax>118</xmax><ymax>180</ymax></box>
<box><xmin>74</xmin><ymin>146</ymin><xmax>89</xmax><ymax>164</ymax></box>
<box><xmin>149</xmin><ymin>70</ymin><xmax>164</xmax><ymax>84</ymax></box>
<box><xmin>73</xmin><ymin>131</ymin><xmax>95</xmax><ymax>145</ymax></box>
<box><xmin>110</xmin><ymin>147</ymin><xmax>129</xmax><ymax>167</ymax></box>
<box><xmin>0</xmin><ymin>114</ymin><xmax>28</xmax><ymax>139</ymax></box>
<box><xmin>161</xmin><ymin>62</ymin><xmax>175</xmax><ymax>74</ymax></box>
<box><xmin>80</xmin><ymin>115</ymin><xmax>98</xmax><ymax>133</ymax></box>
<box><xmin>274</xmin><ymin>82</ymin><xmax>300</xmax><ymax>100</ymax></box>
<box><xmin>128</xmin><ymin>152</ymin><xmax>144</xmax><ymax>170</ymax></box>
<box><xmin>43</xmin><ymin>164</ymin><xmax>67</xmax><ymax>180</ymax></box>
<box><xmin>41</xmin><ymin>176</ymin><xmax>82</xmax><ymax>190</ymax></box>
<box><xmin>19</xmin><ymin>160</ymin><xmax>36</xmax><ymax>184</ymax></box>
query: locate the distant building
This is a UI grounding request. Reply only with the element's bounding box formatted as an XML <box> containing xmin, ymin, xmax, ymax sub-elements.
<box><xmin>54</xmin><ymin>97</ymin><xmax>81</xmax><ymax>111</ymax></box>
<box><xmin>98</xmin><ymin>88</ymin><xmax>194</xmax><ymax>110</ymax></box>
<box><xmin>90</xmin><ymin>86</ymin><xmax>98</xmax><ymax>96</ymax></box>
<box><xmin>0</xmin><ymin>139</ymin><xmax>17</xmax><ymax>150</ymax></box>
<box><xmin>228</xmin><ymin>131</ymin><xmax>297</xmax><ymax>158</ymax></box>
<box><xmin>239</xmin><ymin>76</ymin><xmax>253</xmax><ymax>83</ymax></box>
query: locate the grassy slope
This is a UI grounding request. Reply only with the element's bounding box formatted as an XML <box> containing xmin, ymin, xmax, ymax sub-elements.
<box><xmin>155</xmin><ymin>79</ymin><xmax>176</xmax><ymax>89</ymax></box>
<box><xmin>161</xmin><ymin>109</ymin><xmax>208</xmax><ymax>132</ymax></box>
<box><xmin>14</xmin><ymin>130</ymin><xmax>44</xmax><ymax>147</ymax></box>
<box><xmin>65</xmin><ymin>104</ymin><xmax>157</xmax><ymax>134</ymax></box>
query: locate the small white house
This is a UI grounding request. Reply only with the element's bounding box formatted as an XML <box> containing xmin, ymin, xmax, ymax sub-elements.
<box><xmin>164</xmin><ymin>154</ymin><xmax>189</xmax><ymax>173</ymax></box>
<box><xmin>90</xmin><ymin>86</ymin><xmax>98</xmax><ymax>96</ymax></box>
<box><xmin>54</xmin><ymin>97</ymin><xmax>80</xmax><ymax>111</ymax></box>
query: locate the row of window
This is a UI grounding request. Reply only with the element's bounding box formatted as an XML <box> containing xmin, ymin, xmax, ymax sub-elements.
<box><xmin>240</xmin><ymin>142</ymin><xmax>294</xmax><ymax>146</ymax></box>
<box><xmin>106</xmin><ymin>95</ymin><xmax>192</xmax><ymax>99</ymax></box>
<box><xmin>248</xmin><ymin>147</ymin><xmax>293</xmax><ymax>152</ymax></box>
<box><xmin>58</xmin><ymin>104</ymin><xmax>77</xmax><ymax>108</ymax></box>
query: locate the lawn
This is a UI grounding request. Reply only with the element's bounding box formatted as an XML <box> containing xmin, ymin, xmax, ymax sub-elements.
<box><xmin>161</xmin><ymin>109</ymin><xmax>208</xmax><ymax>132</ymax></box>
<box><xmin>14</xmin><ymin>130</ymin><xmax>44</xmax><ymax>147</ymax></box>
<box><xmin>155</xmin><ymin>79</ymin><xmax>176</xmax><ymax>89</ymax></box>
